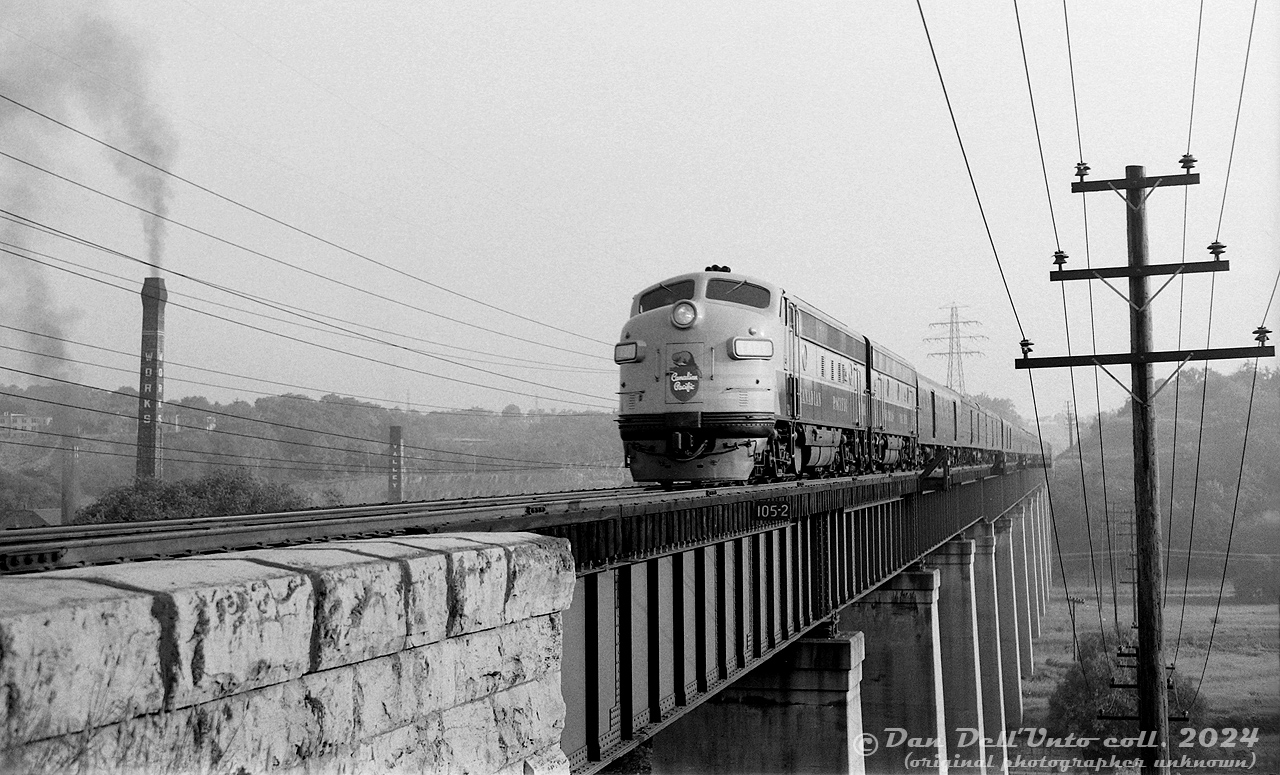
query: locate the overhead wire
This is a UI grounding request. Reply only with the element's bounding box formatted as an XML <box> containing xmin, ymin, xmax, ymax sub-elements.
<box><xmin>1013</xmin><ymin>0</ymin><xmax>1109</xmax><ymax>650</ymax></box>
<box><xmin>10</xmin><ymin>427</ymin><xmax>399</xmax><ymax>474</ymax></box>
<box><xmin>1163</xmin><ymin>1</ymin><xmax>1205</xmax><ymax>610</ymax></box>
<box><xmin>0</xmin><ymin>90</ymin><xmax>611</xmax><ymax>349</ymax></box>
<box><xmin>1190</xmin><ymin>353</ymin><xmax>1263</xmax><ymax>708</ymax></box>
<box><xmin>1062</xmin><ymin>0</ymin><xmax>1121</xmax><ymax>635</ymax></box>
<box><xmin>1172</xmin><ymin>0</ymin><xmax>1261</xmax><ymax>668</ymax></box>
<box><xmin>0</xmin><ymin>323</ymin><xmax>608</xmax><ymax>418</ymax></box>
<box><xmin>1177</xmin><ymin>0</ymin><xmax>1264</xmax><ymax>677</ymax></box>
<box><xmin>0</xmin><ymin>148</ymin><xmax>609</xmax><ymax>364</ymax></box>
<box><xmin>0</xmin><ymin>436</ymin><xmax>397</xmax><ymax>475</ymax></box>
<box><xmin>0</xmin><ymin>376</ymin><xmax>614</xmax><ymax>471</ymax></box>
<box><xmin>0</xmin><ymin>216</ymin><xmax>610</xmax><ymax>376</ymax></box>
<box><xmin>0</xmin><ymin>242</ymin><xmax>615</xmax><ymax>409</ymax></box>
<box><xmin>0</xmin><ymin>386</ymin><xmax>516</xmax><ymax>473</ymax></box>
<box><xmin>1</xmin><ymin>429</ymin><xmax>584</xmax><ymax>476</ymax></box>
<box><xmin>914</xmin><ymin>1</ymin><xmax>1026</xmax><ymax>341</ymax></box>
<box><xmin>915</xmin><ymin>1</ymin><xmax>1090</xmax><ymax>689</ymax></box>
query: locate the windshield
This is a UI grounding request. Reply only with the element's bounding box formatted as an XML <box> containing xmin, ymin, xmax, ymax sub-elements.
<box><xmin>638</xmin><ymin>280</ymin><xmax>695</xmax><ymax>312</ymax></box>
<box><xmin>706</xmin><ymin>278</ymin><xmax>771</xmax><ymax>309</ymax></box>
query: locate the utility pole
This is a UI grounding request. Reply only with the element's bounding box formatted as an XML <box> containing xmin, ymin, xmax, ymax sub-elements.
<box><xmin>1016</xmin><ymin>162</ymin><xmax>1273</xmax><ymax>775</ymax></box>
<box><xmin>925</xmin><ymin>302</ymin><xmax>987</xmax><ymax>393</ymax></box>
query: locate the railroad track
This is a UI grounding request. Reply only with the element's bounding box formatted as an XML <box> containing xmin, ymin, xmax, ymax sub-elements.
<box><xmin>0</xmin><ymin>484</ymin><xmax>658</xmax><ymax>574</ymax></box>
<box><xmin>1</xmin><ymin>464</ymin><xmax>1016</xmax><ymax>575</ymax></box>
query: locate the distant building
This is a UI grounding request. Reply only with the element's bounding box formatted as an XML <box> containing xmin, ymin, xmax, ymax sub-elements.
<box><xmin>168</xmin><ymin>413</ymin><xmax>217</xmax><ymax>433</ymax></box>
<box><xmin>1</xmin><ymin>510</ymin><xmax>51</xmax><ymax>529</ymax></box>
<box><xmin>0</xmin><ymin>413</ymin><xmax>52</xmax><ymax>434</ymax></box>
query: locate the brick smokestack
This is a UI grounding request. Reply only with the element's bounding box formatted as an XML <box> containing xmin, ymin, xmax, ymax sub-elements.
<box><xmin>136</xmin><ymin>277</ymin><xmax>167</xmax><ymax>479</ymax></box>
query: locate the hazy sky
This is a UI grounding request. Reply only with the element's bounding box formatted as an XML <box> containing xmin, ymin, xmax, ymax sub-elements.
<box><xmin>1</xmin><ymin>1</ymin><xmax>1276</xmax><ymax>423</ymax></box>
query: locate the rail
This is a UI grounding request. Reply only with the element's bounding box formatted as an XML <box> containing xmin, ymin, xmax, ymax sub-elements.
<box><xmin>0</xmin><ymin>463</ymin><xmax>1035</xmax><ymax>574</ymax></box>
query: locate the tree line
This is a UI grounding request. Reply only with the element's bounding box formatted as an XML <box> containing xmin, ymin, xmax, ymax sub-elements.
<box><xmin>1047</xmin><ymin>365</ymin><xmax>1278</xmax><ymax>598</ymax></box>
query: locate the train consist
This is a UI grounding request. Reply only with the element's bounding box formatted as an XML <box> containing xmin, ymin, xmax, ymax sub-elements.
<box><xmin>614</xmin><ymin>267</ymin><xmax>1045</xmax><ymax>484</ymax></box>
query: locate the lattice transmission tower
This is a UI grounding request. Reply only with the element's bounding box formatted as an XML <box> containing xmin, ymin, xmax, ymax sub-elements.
<box><xmin>924</xmin><ymin>303</ymin><xmax>987</xmax><ymax>393</ymax></box>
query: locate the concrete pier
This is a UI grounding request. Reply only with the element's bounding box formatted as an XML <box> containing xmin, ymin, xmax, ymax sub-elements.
<box><xmin>1011</xmin><ymin>509</ymin><xmax>1035</xmax><ymax>677</ymax></box>
<box><xmin>652</xmin><ymin>633</ymin><xmax>867</xmax><ymax>774</ymax></box>
<box><xmin>929</xmin><ymin>539</ymin><xmax>986</xmax><ymax>774</ymax></box>
<box><xmin>993</xmin><ymin>514</ymin><xmax>1024</xmax><ymax>728</ymax></box>
<box><xmin>968</xmin><ymin>521</ymin><xmax>1009</xmax><ymax>774</ymax></box>
<box><xmin>838</xmin><ymin>569</ymin><xmax>945</xmax><ymax>775</ymax></box>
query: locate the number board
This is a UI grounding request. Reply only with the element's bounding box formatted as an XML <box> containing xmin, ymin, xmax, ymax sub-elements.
<box><xmin>754</xmin><ymin>500</ymin><xmax>791</xmax><ymax>521</ymax></box>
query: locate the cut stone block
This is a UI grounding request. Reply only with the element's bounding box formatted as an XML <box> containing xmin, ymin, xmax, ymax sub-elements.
<box><xmin>461</xmin><ymin>533</ymin><xmax>576</xmax><ymax>623</ymax></box>
<box><xmin>57</xmin><ymin>558</ymin><xmax>314</xmax><ymax>710</ymax></box>
<box><xmin>235</xmin><ymin>547</ymin><xmax>409</xmax><ymax>670</ymax></box>
<box><xmin>0</xmin><ymin>577</ymin><xmax>162</xmax><ymax>747</ymax></box>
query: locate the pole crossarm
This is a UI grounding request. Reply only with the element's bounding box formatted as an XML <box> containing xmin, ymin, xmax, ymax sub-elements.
<box><xmin>1050</xmin><ymin>259</ymin><xmax>1229</xmax><ymax>282</ymax></box>
<box><xmin>1071</xmin><ymin>173</ymin><xmax>1199</xmax><ymax>193</ymax></box>
<box><xmin>1015</xmin><ymin>345</ymin><xmax>1274</xmax><ymax>370</ymax></box>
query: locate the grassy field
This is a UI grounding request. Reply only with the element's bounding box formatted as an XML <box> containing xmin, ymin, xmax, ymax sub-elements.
<box><xmin>1023</xmin><ymin>582</ymin><xmax>1279</xmax><ymax>772</ymax></box>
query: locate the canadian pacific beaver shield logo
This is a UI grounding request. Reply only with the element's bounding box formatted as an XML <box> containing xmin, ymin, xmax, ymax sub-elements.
<box><xmin>668</xmin><ymin>350</ymin><xmax>701</xmax><ymax>402</ymax></box>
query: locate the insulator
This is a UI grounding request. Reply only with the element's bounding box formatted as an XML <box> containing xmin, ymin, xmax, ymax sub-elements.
<box><xmin>1075</xmin><ymin>161</ymin><xmax>1090</xmax><ymax>179</ymax></box>
<box><xmin>1052</xmin><ymin>250</ymin><xmax>1068</xmax><ymax>267</ymax></box>
<box><xmin>1020</xmin><ymin>338</ymin><xmax>1034</xmax><ymax>357</ymax></box>
<box><xmin>1179</xmin><ymin>153</ymin><xmax>1197</xmax><ymax>171</ymax></box>
<box><xmin>1207</xmin><ymin>241</ymin><xmax>1226</xmax><ymax>258</ymax></box>
<box><xmin>1255</xmin><ymin>326</ymin><xmax>1272</xmax><ymax>346</ymax></box>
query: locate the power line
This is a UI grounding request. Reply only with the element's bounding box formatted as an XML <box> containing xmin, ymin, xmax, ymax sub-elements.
<box><xmin>10</xmin><ymin>427</ymin><xmax>392</xmax><ymax>473</ymax></box>
<box><xmin>0</xmin><ymin>436</ymin><xmax>388</xmax><ymax>475</ymax></box>
<box><xmin>0</xmin><ymin>217</ymin><xmax>609</xmax><ymax>375</ymax></box>
<box><xmin>1211</xmin><ymin>0</ymin><xmax>1259</xmax><ymax>241</ymax></box>
<box><xmin>1014</xmin><ymin>0</ymin><xmax>1108</xmax><ymax>651</ymax></box>
<box><xmin>0</xmin><ymin>323</ymin><xmax>607</xmax><ymax>418</ymax></box>
<box><xmin>0</xmin><ymin>90</ymin><xmax>611</xmax><ymax>349</ymax></box>
<box><xmin>1</xmin><ymin>243</ymin><xmax>615</xmax><ymax>408</ymax></box>
<box><xmin>0</xmin><ymin>148</ymin><xmax>609</xmax><ymax>363</ymax></box>
<box><xmin>1190</xmin><ymin>355</ymin><xmax>1263</xmax><ymax>707</ymax></box>
<box><xmin>1</xmin><ymin>429</ymin><xmax>588</xmax><ymax>476</ymax></box>
<box><xmin>0</xmin><ymin>381</ymin><xmax>613</xmax><ymax>471</ymax></box>
<box><xmin>1012</xmin><ymin>0</ymin><xmax>1061</xmax><ymax>251</ymax></box>
<box><xmin>914</xmin><ymin>0</ymin><xmax>1026</xmax><ymax>340</ymax></box>
<box><xmin>1061</xmin><ymin>0</ymin><xmax>1121</xmax><ymax>635</ymax></box>
<box><xmin>914</xmin><ymin>0</ymin><xmax>1087</xmax><ymax>693</ymax></box>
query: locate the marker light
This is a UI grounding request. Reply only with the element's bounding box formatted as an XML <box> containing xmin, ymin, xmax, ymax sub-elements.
<box><xmin>614</xmin><ymin>341</ymin><xmax>645</xmax><ymax>363</ymax></box>
<box><xmin>731</xmin><ymin>338</ymin><xmax>774</xmax><ymax>359</ymax></box>
<box><xmin>671</xmin><ymin>301</ymin><xmax>697</xmax><ymax>329</ymax></box>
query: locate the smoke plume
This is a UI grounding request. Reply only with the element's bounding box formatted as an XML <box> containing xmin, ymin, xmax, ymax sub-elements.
<box><xmin>0</xmin><ymin>3</ymin><xmax>177</xmax><ymax>380</ymax></box>
<box><xmin>69</xmin><ymin>12</ymin><xmax>177</xmax><ymax>275</ymax></box>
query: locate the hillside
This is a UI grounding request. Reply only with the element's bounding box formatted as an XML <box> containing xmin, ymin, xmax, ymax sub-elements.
<box><xmin>0</xmin><ymin>384</ymin><xmax>626</xmax><ymax>519</ymax></box>
<box><xmin>1048</xmin><ymin>365</ymin><xmax>1279</xmax><ymax>588</ymax></box>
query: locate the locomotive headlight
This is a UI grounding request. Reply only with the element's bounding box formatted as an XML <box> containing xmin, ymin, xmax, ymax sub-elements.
<box><xmin>731</xmin><ymin>337</ymin><xmax>774</xmax><ymax>359</ymax></box>
<box><xmin>614</xmin><ymin>341</ymin><xmax>645</xmax><ymax>363</ymax></box>
<box><xmin>671</xmin><ymin>301</ymin><xmax>698</xmax><ymax>329</ymax></box>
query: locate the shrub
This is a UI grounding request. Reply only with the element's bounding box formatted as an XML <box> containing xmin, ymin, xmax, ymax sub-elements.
<box><xmin>74</xmin><ymin>470</ymin><xmax>309</xmax><ymax>524</ymax></box>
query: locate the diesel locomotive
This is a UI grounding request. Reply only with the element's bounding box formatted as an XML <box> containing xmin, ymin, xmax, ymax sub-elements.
<box><xmin>614</xmin><ymin>267</ymin><xmax>1043</xmax><ymax>484</ymax></box>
